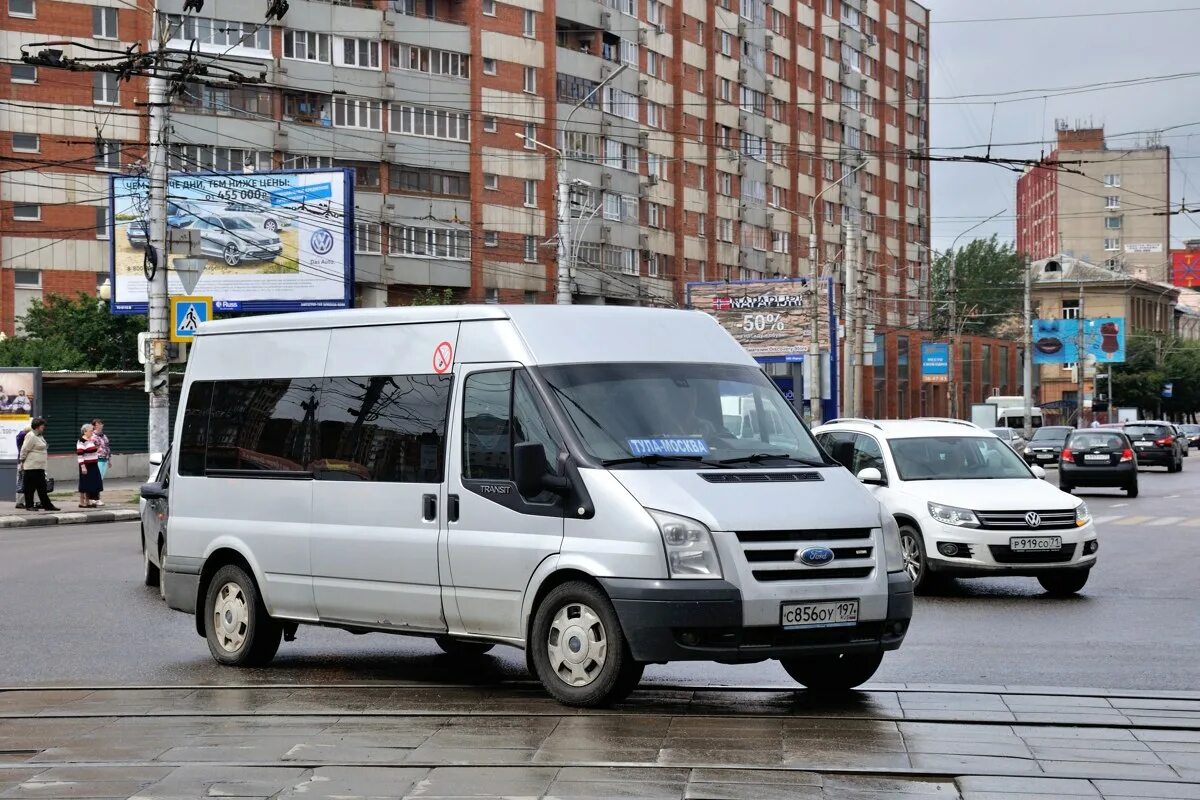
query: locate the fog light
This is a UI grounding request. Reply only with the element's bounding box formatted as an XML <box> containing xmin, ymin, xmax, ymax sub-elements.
<box><xmin>679</xmin><ymin>631</ymin><xmax>699</xmax><ymax>645</ymax></box>
<box><xmin>938</xmin><ymin>542</ymin><xmax>960</xmax><ymax>557</ymax></box>
<box><xmin>1084</xmin><ymin>540</ymin><xmax>1099</xmax><ymax>555</ymax></box>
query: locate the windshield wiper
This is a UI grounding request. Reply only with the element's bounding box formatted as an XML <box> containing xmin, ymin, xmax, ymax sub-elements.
<box><xmin>600</xmin><ymin>454</ymin><xmax>726</xmax><ymax>468</ymax></box>
<box><xmin>717</xmin><ymin>453</ymin><xmax>828</xmax><ymax>467</ymax></box>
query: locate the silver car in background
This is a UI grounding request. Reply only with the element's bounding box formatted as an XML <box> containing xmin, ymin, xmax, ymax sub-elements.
<box><xmin>185</xmin><ymin>213</ymin><xmax>283</xmax><ymax>266</ymax></box>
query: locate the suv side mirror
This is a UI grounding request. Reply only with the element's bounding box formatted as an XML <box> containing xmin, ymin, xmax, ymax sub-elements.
<box><xmin>149</xmin><ymin>452</ymin><xmax>164</xmax><ymax>468</ymax></box>
<box><xmin>856</xmin><ymin>467</ymin><xmax>886</xmax><ymax>485</ymax></box>
<box><xmin>513</xmin><ymin>442</ymin><xmax>572</xmax><ymax>499</ymax></box>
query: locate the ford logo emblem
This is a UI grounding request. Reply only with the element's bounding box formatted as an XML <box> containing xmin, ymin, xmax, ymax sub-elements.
<box><xmin>1025</xmin><ymin>512</ymin><xmax>1042</xmax><ymax>528</ymax></box>
<box><xmin>796</xmin><ymin>546</ymin><xmax>835</xmax><ymax>566</ymax></box>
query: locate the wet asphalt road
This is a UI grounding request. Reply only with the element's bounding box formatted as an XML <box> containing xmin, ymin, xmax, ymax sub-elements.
<box><xmin>2</xmin><ymin>462</ymin><xmax>1197</xmax><ymax>691</ymax></box>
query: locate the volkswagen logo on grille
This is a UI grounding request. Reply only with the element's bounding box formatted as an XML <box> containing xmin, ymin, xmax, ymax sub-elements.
<box><xmin>1025</xmin><ymin>512</ymin><xmax>1042</xmax><ymax>528</ymax></box>
<box><xmin>796</xmin><ymin>546</ymin><xmax>835</xmax><ymax>566</ymax></box>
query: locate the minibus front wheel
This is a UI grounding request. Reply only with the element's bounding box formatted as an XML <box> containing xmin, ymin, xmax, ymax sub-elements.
<box><xmin>529</xmin><ymin>581</ymin><xmax>643</xmax><ymax>708</ymax></box>
<box><xmin>203</xmin><ymin>564</ymin><xmax>282</xmax><ymax>667</ymax></box>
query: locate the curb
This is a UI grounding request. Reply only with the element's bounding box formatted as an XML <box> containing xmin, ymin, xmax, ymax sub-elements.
<box><xmin>0</xmin><ymin>508</ymin><xmax>140</xmax><ymax>529</ymax></box>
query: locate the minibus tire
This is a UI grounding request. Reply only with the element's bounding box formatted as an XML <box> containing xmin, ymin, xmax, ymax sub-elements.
<box><xmin>530</xmin><ymin>581</ymin><xmax>643</xmax><ymax>707</ymax></box>
<box><xmin>204</xmin><ymin>564</ymin><xmax>282</xmax><ymax>667</ymax></box>
<box><xmin>779</xmin><ymin>651</ymin><xmax>883</xmax><ymax>691</ymax></box>
<box><xmin>434</xmin><ymin>636</ymin><xmax>494</xmax><ymax>656</ymax></box>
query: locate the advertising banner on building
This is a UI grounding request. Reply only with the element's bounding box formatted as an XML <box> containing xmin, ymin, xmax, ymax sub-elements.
<box><xmin>109</xmin><ymin>169</ymin><xmax>354</xmax><ymax>314</ymax></box>
<box><xmin>920</xmin><ymin>342</ymin><xmax>950</xmax><ymax>383</ymax></box>
<box><xmin>685</xmin><ymin>278</ymin><xmax>835</xmax><ymax>360</ymax></box>
<box><xmin>0</xmin><ymin>369</ymin><xmax>40</xmax><ymax>461</ymax></box>
<box><xmin>1031</xmin><ymin>317</ymin><xmax>1126</xmax><ymax>365</ymax></box>
<box><xmin>1172</xmin><ymin>250</ymin><xmax>1200</xmax><ymax>288</ymax></box>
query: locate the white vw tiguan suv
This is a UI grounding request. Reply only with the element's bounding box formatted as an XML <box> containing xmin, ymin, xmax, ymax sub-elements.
<box><xmin>812</xmin><ymin>419</ymin><xmax>1099</xmax><ymax>595</ymax></box>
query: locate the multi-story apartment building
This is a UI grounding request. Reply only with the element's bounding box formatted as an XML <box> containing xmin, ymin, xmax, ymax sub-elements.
<box><xmin>1018</xmin><ymin>124</ymin><xmax>1171</xmax><ymax>283</ymax></box>
<box><xmin>2</xmin><ymin>0</ymin><xmax>930</xmax><ymax>331</ymax></box>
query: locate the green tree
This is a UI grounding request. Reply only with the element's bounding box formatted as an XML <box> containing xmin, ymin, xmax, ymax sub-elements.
<box><xmin>0</xmin><ymin>293</ymin><xmax>145</xmax><ymax>371</ymax></box>
<box><xmin>411</xmin><ymin>288</ymin><xmax>455</xmax><ymax>306</ymax></box>
<box><xmin>931</xmin><ymin>235</ymin><xmax>1025</xmax><ymax>337</ymax></box>
<box><xmin>1109</xmin><ymin>331</ymin><xmax>1200</xmax><ymax>420</ymax></box>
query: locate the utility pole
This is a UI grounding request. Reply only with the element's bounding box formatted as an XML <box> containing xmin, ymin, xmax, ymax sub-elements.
<box><xmin>555</xmin><ymin>165</ymin><xmax>571</xmax><ymax>305</ymax></box>
<box><xmin>1022</xmin><ymin>254</ymin><xmax>1033</xmax><ymax>438</ymax></box>
<box><xmin>146</xmin><ymin>74</ymin><xmax>171</xmax><ymax>455</ymax></box>
<box><xmin>843</xmin><ymin>219</ymin><xmax>857</xmax><ymax>418</ymax></box>
<box><xmin>1075</xmin><ymin>282</ymin><xmax>1086</xmax><ymax>428</ymax></box>
<box><xmin>855</xmin><ymin>228</ymin><xmax>868</xmax><ymax>417</ymax></box>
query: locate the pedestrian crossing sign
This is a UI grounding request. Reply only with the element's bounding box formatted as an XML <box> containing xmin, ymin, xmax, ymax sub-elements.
<box><xmin>170</xmin><ymin>296</ymin><xmax>212</xmax><ymax>343</ymax></box>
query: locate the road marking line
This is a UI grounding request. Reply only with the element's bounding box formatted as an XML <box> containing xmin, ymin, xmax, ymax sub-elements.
<box><xmin>1148</xmin><ymin>516</ymin><xmax>1185</xmax><ymax>526</ymax></box>
<box><xmin>1113</xmin><ymin>516</ymin><xmax>1154</xmax><ymax>526</ymax></box>
<box><xmin>1182</xmin><ymin>518</ymin><xmax>1200</xmax><ymax>528</ymax></box>
<box><xmin>1094</xmin><ymin>516</ymin><xmax>1124</xmax><ymax>525</ymax></box>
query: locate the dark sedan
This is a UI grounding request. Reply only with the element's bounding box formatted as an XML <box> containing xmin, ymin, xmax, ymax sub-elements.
<box><xmin>1059</xmin><ymin>430</ymin><xmax>1138</xmax><ymax>497</ymax></box>
<box><xmin>1124</xmin><ymin>422</ymin><xmax>1186</xmax><ymax>472</ymax></box>
<box><xmin>1178</xmin><ymin>424</ymin><xmax>1200</xmax><ymax>450</ymax></box>
<box><xmin>1023</xmin><ymin>425</ymin><xmax>1074</xmax><ymax>465</ymax></box>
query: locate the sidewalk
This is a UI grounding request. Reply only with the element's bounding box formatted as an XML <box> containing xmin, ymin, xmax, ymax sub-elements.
<box><xmin>0</xmin><ymin>478</ymin><xmax>142</xmax><ymax>529</ymax></box>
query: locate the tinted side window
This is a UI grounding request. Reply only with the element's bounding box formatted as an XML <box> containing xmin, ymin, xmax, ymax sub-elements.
<box><xmin>316</xmin><ymin>375</ymin><xmax>452</xmax><ymax>482</ymax></box>
<box><xmin>463</xmin><ymin>370</ymin><xmax>564</xmax><ymax>485</ymax></box>
<box><xmin>852</xmin><ymin>435</ymin><xmax>886</xmax><ymax>478</ymax></box>
<box><xmin>207</xmin><ymin>379</ymin><xmax>320</xmax><ymax>473</ymax></box>
<box><xmin>178</xmin><ymin>382</ymin><xmax>212</xmax><ymax>476</ymax></box>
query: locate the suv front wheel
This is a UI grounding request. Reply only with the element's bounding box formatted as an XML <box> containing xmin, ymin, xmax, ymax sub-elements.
<box><xmin>898</xmin><ymin>524</ymin><xmax>931</xmax><ymax>593</ymax></box>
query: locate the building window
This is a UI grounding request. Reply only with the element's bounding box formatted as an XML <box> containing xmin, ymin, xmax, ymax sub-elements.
<box><xmin>719</xmin><ymin>30</ymin><xmax>732</xmax><ymax>56</ymax></box>
<box><xmin>14</xmin><ymin>269</ymin><xmax>40</xmax><ymax>287</ymax></box>
<box><xmin>485</xmin><ymin>288</ymin><xmax>499</xmax><ymax>304</ymax></box>
<box><xmin>355</xmin><ymin>222</ymin><xmax>381</xmax><ymax>254</ymax></box>
<box><xmin>12</xmin><ymin>133</ymin><xmax>38</xmax><ymax>152</ymax></box>
<box><xmin>482</xmin><ymin>0</ymin><xmax>495</xmax><ymax>14</ymax></box>
<box><xmin>389</xmin><ymin>226</ymin><xmax>471</xmax><ymax>259</ymax></box>
<box><xmin>482</xmin><ymin>58</ymin><xmax>497</xmax><ymax>75</ymax></box>
<box><xmin>335</xmin><ymin>37</ymin><xmax>381</xmax><ymax>69</ymax></box>
<box><xmin>96</xmin><ymin>206</ymin><xmax>109</xmax><ymax>239</ymax></box>
<box><xmin>389</xmin><ymin>164</ymin><xmax>469</xmax><ymax>197</ymax></box>
<box><xmin>697</xmin><ymin>213</ymin><xmax>706</xmax><ymax>236</ymax></box>
<box><xmin>524</xmin><ymin>235</ymin><xmax>538</xmax><ymax>262</ymax></box>
<box><xmin>484</xmin><ymin>231</ymin><xmax>499</xmax><ymax>247</ymax></box>
<box><xmin>335</xmin><ymin>98</ymin><xmax>382</xmax><ymax>130</ymax></box>
<box><xmin>1105</xmin><ymin>216</ymin><xmax>1122</xmax><ymax>229</ymax></box>
<box><xmin>1105</xmin><ymin>195</ymin><xmax>1120</xmax><ymax>209</ymax></box>
<box><xmin>523</xmin><ymin>9</ymin><xmax>535</xmax><ymax>36</ymax></box>
<box><xmin>717</xmin><ymin>217</ymin><xmax>734</xmax><ymax>242</ymax></box>
<box><xmin>12</xmin><ymin>204</ymin><xmax>40</xmax><ymax>221</ymax></box>
<box><xmin>1104</xmin><ymin>237</ymin><xmax>1120</xmax><ymax>252</ymax></box>
<box><xmin>484</xmin><ymin>173</ymin><xmax>498</xmax><ymax>190</ymax></box>
<box><xmin>524</xmin><ymin>123</ymin><xmax>536</xmax><ymax>147</ymax></box>
<box><xmin>7</xmin><ymin>0</ymin><xmax>33</xmax><ymax>16</ymax></box>
<box><xmin>524</xmin><ymin>179</ymin><xmax>537</xmax><ymax>207</ymax></box>
<box><xmin>11</xmin><ymin>64</ymin><xmax>36</xmax><ymax>83</ymax></box>
<box><xmin>646</xmin><ymin>100</ymin><xmax>663</xmax><ymax>129</ymax></box>
<box><xmin>391</xmin><ymin>44</ymin><xmax>468</xmax><ymax>77</ymax></box>
<box><xmin>335</xmin><ymin>160</ymin><xmax>381</xmax><ymax>189</ymax></box>
<box><xmin>92</xmin><ymin>6</ymin><xmax>117</xmax><ymax>38</ymax></box>
<box><xmin>95</xmin><ymin>139</ymin><xmax>120</xmax><ymax>170</ymax></box>
<box><xmin>647</xmin><ymin>253</ymin><xmax>660</xmax><ymax>278</ymax></box>
<box><xmin>1062</xmin><ymin>299</ymin><xmax>1080</xmax><ymax>320</ymax></box>
<box><xmin>390</xmin><ymin>103</ymin><xmax>468</xmax><ymax>140</ymax></box>
<box><xmin>93</xmin><ymin>73</ymin><xmax>118</xmax><ymax>104</ymax></box>
<box><xmin>283</xmin><ymin>30</ymin><xmax>330</xmax><ymax>62</ymax></box>
<box><xmin>524</xmin><ymin>66</ymin><xmax>536</xmax><ymax>93</ymax></box>
<box><xmin>1103</xmin><ymin>174</ymin><xmax>1121</xmax><ymax>187</ymax></box>
<box><xmin>162</xmin><ymin>14</ymin><xmax>270</xmax><ymax>50</ymax></box>
<box><xmin>483</xmin><ymin>115</ymin><xmax>498</xmax><ymax>132</ymax></box>
<box><xmin>524</xmin><ymin>290</ymin><xmax>537</xmax><ymax>303</ymax></box>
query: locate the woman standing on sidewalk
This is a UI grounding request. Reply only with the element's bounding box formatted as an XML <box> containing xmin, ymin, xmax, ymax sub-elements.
<box><xmin>92</xmin><ymin>418</ymin><xmax>111</xmax><ymax>482</ymax></box>
<box><xmin>18</xmin><ymin>418</ymin><xmax>59</xmax><ymax>512</ymax></box>
<box><xmin>77</xmin><ymin>423</ymin><xmax>103</xmax><ymax>508</ymax></box>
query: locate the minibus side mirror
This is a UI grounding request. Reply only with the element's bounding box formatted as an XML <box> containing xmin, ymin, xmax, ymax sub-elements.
<box><xmin>140</xmin><ymin>481</ymin><xmax>168</xmax><ymax>501</ymax></box>
<box><xmin>1031</xmin><ymin>465</ymin><xmax>1047</xmax><ymax>480</ymax></box>
<box><xmin>856</xmin><ymin>467</ymin><xmax>886</xmax><ymax>486</ymax></box>
<box><xmin>514</xmin><ymin>442</ymin><xmax>572</xmax><ymax>499</ymax></box>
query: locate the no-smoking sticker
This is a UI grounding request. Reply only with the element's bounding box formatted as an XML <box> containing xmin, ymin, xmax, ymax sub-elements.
<box><xmin>433</xmin><ymin>341</ymin><xmax>454</xmax><ymax>374</ymax></box>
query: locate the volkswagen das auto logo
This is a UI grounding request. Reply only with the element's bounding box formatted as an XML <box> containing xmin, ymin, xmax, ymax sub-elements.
<box><xmin>1025</xmin><ymin>512</ymin><xmax>1042</xmax><ymax>528</ymax></box>
<box><xmin>796</xmin><ymin>546</ymin><xmax>835</xmax><ymax>566</ymax></box>
<box><xmin>310</xmin><ymin>228</ymin><xmax>335</xmax><ymax>255</ymax></box>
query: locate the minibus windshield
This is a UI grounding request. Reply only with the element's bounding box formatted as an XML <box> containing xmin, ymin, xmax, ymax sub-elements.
<box><xmin>539</xmin><ymin>362</ymin><xmax>828</xmax><ymax>467</ymax></box>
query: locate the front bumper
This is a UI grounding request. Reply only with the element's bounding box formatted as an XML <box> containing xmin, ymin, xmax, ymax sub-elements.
<box><xmin>599</xmin><ymin>572</ymin><xmax>912</xmax><ymax>664</ymax></box>
<box><xmin>1060</xmin><ymin>460</ymin><xmax>1137</xmax><ymax>486</ymax></box>
<box><xmin>1024</xmin><ymin>449</ymin><xmax>1061</xmax><ymax>464</ymax></box>
<box><xmin>926</xmin><ymin>520</ymin><xmax>1098</xmax><ymax>577</ymax></box>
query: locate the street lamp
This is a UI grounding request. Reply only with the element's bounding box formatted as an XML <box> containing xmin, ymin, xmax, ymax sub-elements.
<box><xmin>806</xmin><ymin>159</ymin><xmax>868</xmax><ymax>425</ymax></box>
<box><xmin>517</xmin><ymin>62</ymin><xmax>629</xmax><ymax>305</ymax></box>
<box><xmin>946</xmin><ymin>208</ymin><xmax>1005</xmax><ymax>419</ymax></box>
<box><xmin>97</xmin><ymin>277</ymin><xmax>111</xmax><ymax>309</ymax></box>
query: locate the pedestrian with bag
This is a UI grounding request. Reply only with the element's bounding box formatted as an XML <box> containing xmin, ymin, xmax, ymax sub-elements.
<box><xmin>14</xmin><ymin>425</ymin><xmax>29</xmax><ymax>509</ymax></box>
<box><xmin>92</xmin><ymin>418</ymin><xmax>111</xmax><ymax>482</ymax></box>
<box><xmin>77</xmin><ymin>423</ymin><xmax>103</xmax><ymax>508</ymax></box>
<box><xmin>19</xmin><ymin>418</ymin><xmax>58</xmax><ymax>512</ymax></box>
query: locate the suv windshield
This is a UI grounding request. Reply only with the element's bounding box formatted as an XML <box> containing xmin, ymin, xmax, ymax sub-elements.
<box><xmin>890</xmin><ymin>436</ymin><xmax>1033</xmax><ymax>481</ymax></box>
<box><xmin>1030</xmin><ymin>426</ymin><xmax>1072</xmax><ymax>443</ymax></box>
<box><xmin>538</xmin><ymin>362</ymin><xmax>827</xmax><ymax>467</ymax></box>
<box><xmin>1125</xmin><ymin>424</ymin><xmax>1171</xmax><ymax>440</ymax></box>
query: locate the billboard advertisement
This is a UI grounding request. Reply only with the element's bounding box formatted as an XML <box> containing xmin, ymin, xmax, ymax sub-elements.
<box><xmin>1031</xmin><ymin>317</ymin><xmax>1126</xmax><ymax>365</ymax></box>
<box><xmin>109</xmin><ymin>169</ymin><xmax>354</xmax><ymax>314</ymax></box>
<box><xmin>0</xmin><ymin>369</ymin><xmax>40</xmax><ymax>461</ymax></box>
<box><xmin>685</xmin><ymin>278</ymin><xmax>835</xmax><ymax>360</ymax></box>
<box><xmin>1172</xmin><ymin>250</ymin><xmax>1200</xmax><ymax>288</ymax></box>
<box><xmin>920</xmin><ymin>342</ymin><xmax>950</xmax><ymax>383</ymax></box>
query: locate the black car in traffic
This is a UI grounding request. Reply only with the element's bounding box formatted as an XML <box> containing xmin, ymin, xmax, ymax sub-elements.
<box><xmin>1023</xmin><ymin>425</ymin><xmax>1074</xmax><ymax>465</ymax></box>
<box><xmin>1178</xmin><ymin>423</ymin><xmax>1200</xmax><ymax>450</ymax></box>
<box><xmin>1059</xmin><ymin>430</ymin><xmax>1138</xmax><ymax>496</ymax></box>
<box><xmin>1124</xmin><ymin>421</ymin><xmax>1186</xmax><ymax>472</ymax></box>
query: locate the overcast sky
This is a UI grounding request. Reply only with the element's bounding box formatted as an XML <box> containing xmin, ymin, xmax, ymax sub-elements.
<box><xmin>926</xmin><ymin>1</ymin><xmax>1200</xmax><ymax>253</ymax></box>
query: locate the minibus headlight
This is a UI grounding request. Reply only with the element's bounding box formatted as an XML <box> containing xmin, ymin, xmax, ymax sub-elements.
<box><xmin>881</xmin><ymin>516</ymin><xmax>905</xmax><ymax>574</ymax></box>
<box><xmin>649</xmin><ymin>510</ymin><xmax>723</xmax><ymax>580</ymax></box>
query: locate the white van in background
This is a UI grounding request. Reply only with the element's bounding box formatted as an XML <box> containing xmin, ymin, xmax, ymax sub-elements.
<box><xmin>160</xmin><ymin>306</ymin><xmax>912</xmax><ymax>706</ymax></box>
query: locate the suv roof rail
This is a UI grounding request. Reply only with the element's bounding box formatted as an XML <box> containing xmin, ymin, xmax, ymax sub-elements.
<box><xmin>912</xmin><ymin>417</ymin><xmax>981</xmax><ymax>428</ymax></box>
<box><xmin>824</xmin><ymin>417</ymin><xmax>883</xmax><ymax>429</ymax></box>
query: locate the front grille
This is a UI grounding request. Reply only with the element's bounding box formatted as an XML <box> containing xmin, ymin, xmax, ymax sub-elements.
<box><xmin>702</xmin><ymin>471</ymin><xmax>823</xmax><ymax>483</ymax></box>
<box><xmin>676</xmin><ymin>621</ymin><xmax>889</xmax><ymax>650</ymax></box>
<box><xmin>744</xmin><ymin>546</ymin><xmax>873</xmax><ymax>563</ymax></box>
<box><xmin>989</xmin><ymin>543</ymin><xmax>1078</xmax><ymax>564</ymax></box>
<box><xmin>736</xmin><ymin>528</ymin><xmax>873</xmax><ymax>543</ymax></box>
<box><xmin>752</xmin><ymin>566</ymin><xmax>874</xmax><ymax>582</ymax></box>
<box><xmin>974</xmin><ymin>510</ymin><xmax>1077</xmax><ymax>530</ymax></box>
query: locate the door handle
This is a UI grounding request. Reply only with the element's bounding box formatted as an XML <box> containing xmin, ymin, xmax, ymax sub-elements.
<box><xmin>448</xmin><ymin>494</ymin><xmax>460</xmax><ymax>523</ymax></box>
<box><xmin>422</xmin><ymin>494</ymin><xmax>437</xmax><ymax>522</ymax></box>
